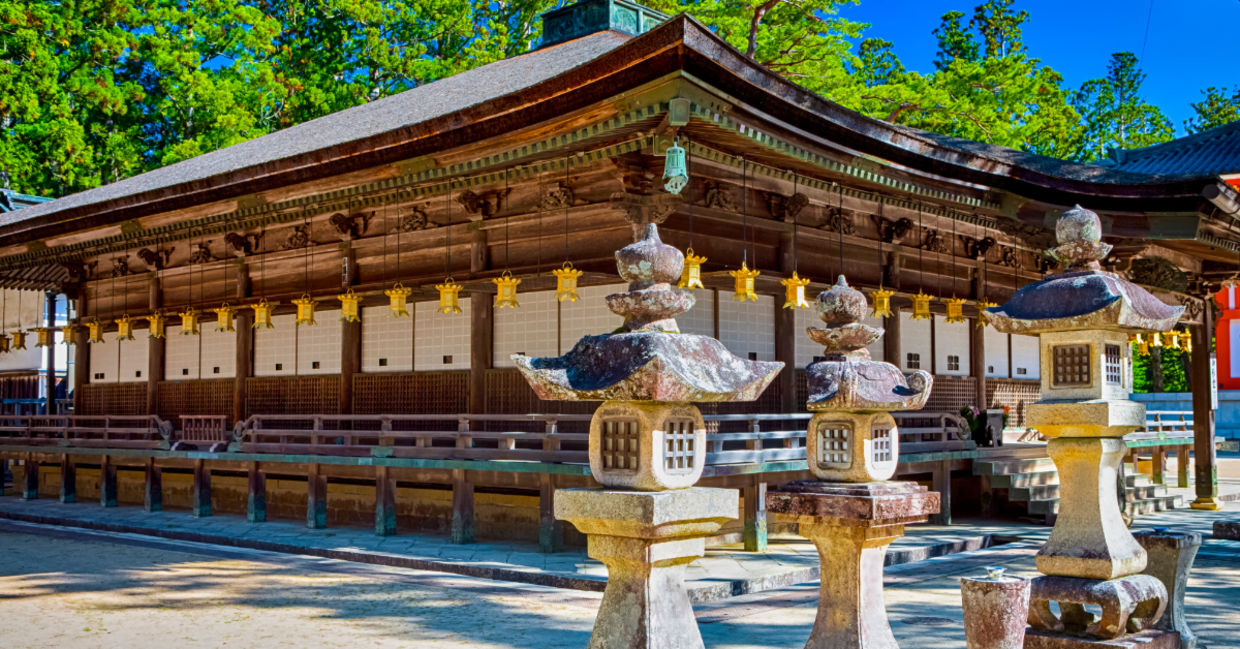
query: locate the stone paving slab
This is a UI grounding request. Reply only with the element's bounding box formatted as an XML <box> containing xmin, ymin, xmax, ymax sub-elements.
<box><xmin>0</xmin><ymin>492</ymin><xmax>1027</xmax><ymax>602</ymax></box>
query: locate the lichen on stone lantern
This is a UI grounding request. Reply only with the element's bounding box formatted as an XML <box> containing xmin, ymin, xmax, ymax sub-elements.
<box><xmin>984</xmin><ymin>205</ymin><xmax>1184</xmax><ymax>645</ymax></box>
<box><xmin>512</xmin><ymin>223</ymin><xmax>782</xmax><ymax>649</ymax></box>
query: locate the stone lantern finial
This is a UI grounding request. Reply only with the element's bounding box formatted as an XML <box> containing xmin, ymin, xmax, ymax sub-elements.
<box><xmin>606</xmin><ymin>223</ymin><xmax>694</xmax><ymax>332</ymax></box>
<box><xmin>1048</xmin><ymin>205</ymin><xmax>1113</xmax><ymax>272</ymax></box>
<box><xmin>807</xmin><ymin>275</ymin><xmax>881</xmax><ymax>359</ymax></box>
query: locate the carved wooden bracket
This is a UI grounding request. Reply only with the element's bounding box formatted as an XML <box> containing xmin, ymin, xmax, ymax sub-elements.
<box><xmin>765</xmin><ymin>191</ymin><xmax>809</xmax><ymax>222</ymax></box>
<box><xmin>458</xmin><ymin>189</ymin><xmax>510</xmax><ymax>220</ymax></box>
<box><xmin>137</xmin><ymin>247</ymin><xmax>174</xmax><ymax>271</ymax></box>
<box><xmin>823</xmin><ymin>207</ymin><xmax>856</xmax><ymax>235</ymax></box>
<box><xmin>539</xmin><ymin>181</ymin><xmax>576</xmax><ymax>211</ymax></box>
<box><xmin>611</xmin><ymin>191</ymin><xmax>680</xmax><ymax>241</ymax></box>
<box><xmin>961</xmin><ymin>235</ymin><xmax>996</xmax><ymax>260</ymax></box>
<box><xmin>110</xmin><ymin>256</ymin><xmax>131</xmax><ymax>277</ymax></box>
<box><xmin>871</xmin><ymin>216</ymin><xmax>913</xmax><ymax>243</ymax></box>
<box><xmin>920</xmin><ymin>227</ymin><xmax>950</xmax><ymax>253</ymax></box>
<box><xmin>283</xmin><ymin>224</ymin><xmax>311</xmax><ymax>250</ymax></box>
<box><xmin>225</xmin><ymin>232</ymin><xmax>261</xmax><ymax>256</ymax></box>
<box><xmin>329</xmin><ymin>211</ymin><xmax>374</xmax><ymax>239</ymax></box>
<box><xmin>696</xmin><ymin>180</ymin><xmax>737</xmax><ymax>211</ymax></box>
<box><xmin>396</xmin><ymin>205</ymin><xmax>433</xmax><ymax>232</ymax></box>
<box><xmin>188</xmin><ymin>242</ymin><xmax>215</xmax><ymax>265</ymax></box>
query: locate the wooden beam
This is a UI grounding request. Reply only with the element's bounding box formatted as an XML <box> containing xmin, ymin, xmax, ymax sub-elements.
<box><xmin>72</xmin><ymin>295</ymin><xmax>88</xmax><ymax>413</ymax></box>
<box><xmin>930</xmin><ymin>461</ymin><xmax>952</xmax><ymax>525</ymax></box>
<box><xmin>375</xmin><ymin>465</ymin><xmax>397</xmax><ymax>536</ymax></box>
<box><xmin>775</xmin><ymin>229</ymin><xmax>797</xmax><ymax>413</ymax></box>
<box><xmin>743</xmin><ymin>478</ymin><xmax>768</xmax><ymax>552</ymax></box>
<box><xmin>147</xmin><ymin>273</ymin><xmax>164</xmax><ymax>414</ymax></box>
<box><xmin>191</xmin><ymin>458</ymin><xmax>211</xmax><ymax>517</ymax></box>
<box><xmin>971</xmin><ymin>267</ymin><xmax>987</xmax><ymax>410</ymax></box>
<box><xmin>99</xmin><ymin>455</ymin><xmax>117</xmax><ymax>507</ymax></box>
<box><xmin>21</xmin><ymin>454</ymin><xmax>38</xmax><ymax>499</ymax></box>
<box><xmin>1190</xmin><ymin>306</ymin><xmax>1220</xmax><ymax>510</ymax></box>
<box><xmin>247</xmin><ymin>461</ymin><xmax>266</xmax><ymax>522</ymax></box>
<box><xmin>44</xmin><ymin>291</ymin><xmax>56</xmax><ymax>414</ymax></box>
<box><xmin>340</xmin><ymin>246</ymin><xmax>360</xmax><ymax>414</ymax></box>
<box><xmin>144</xmin><ymin>457</ymin><xmax>162</xmax><ymax>512</ymax></box>
<box><xmin>538</xmin><ymin>473</ymin><xmax>561</xmax><ymax>553</ymax></box>
<box><xmin>59</xmin><ymin>456</ymin><xmax>75</xmax><ymax>503</ymax></box>
<box><xmin>451</xmin><ymin>469</ymin><xmax>475</xmax><ymax>544</ymax></box>
<box><xmin>307</xmin><ymin>462</ymin><xmax>327</xmax><ymax>528</ymax></box>
<box><xmin>233</xmin><ymin>262</ymin><xmax>253</xmax><ymax>424</ymax></box>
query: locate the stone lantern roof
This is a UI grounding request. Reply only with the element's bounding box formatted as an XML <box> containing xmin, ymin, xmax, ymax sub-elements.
<box><xmin>513</xmin><ymin>223</ymin><xmax>782</xmax><ymax>402</ymax></box>
<box><xmin>985</xmin><ymin>205</ymin><xmax>1184</xmax><ymax>335</ymax></box>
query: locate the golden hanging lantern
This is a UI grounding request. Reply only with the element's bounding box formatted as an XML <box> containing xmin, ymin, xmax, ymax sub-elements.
<box><xmin>61</xmin><ymin>323</ymin><xmax>77</xmax><ymax>345</ymax></box>
<box><xmin>436</xmin><ymin>278</ymin><xmax>463</xmax><ymax>314</ymax></box>
<box><xmin>944</xmin><ymin>297</ymin><xmax>967</xmax><ymax>324</ymax></box>
<box><xmin>1183</xmin><ymin>331</ymin><xmax>1193</xmax><ymax>355</ymax></box>
<box><xmin>911</xmin><ymin>291</ymin><xmax>933</xmax><ymax>320</ymax></box>
<box><xmin>114</xmin><ymin>316</ymin><xmax>135</xmax><ymax>341</ymax></box>
<box><xmin>1131</xmin><ymin>333</ymin><xmax>1150</xmax><ymax>355</ymax></box>
<box><xmin>0</xmin><ymin>334</ymin><xmax>9</xmax><ymax>354</ymax></box>
<box><xmin>679</xmin><ymin>248</ymin><xmax>706</xmax><ymax>290</ymax></box>
<box><xmin>1150</xmin><ymin>332</ymin><xmax>1163</xmax><ymax>348</ymax></box>
<box><xmin>385</xmin><ymin>283</ymin><xmax>412</xmax><ymax>318</ymax></box>
<box><xmin>729</xmin><ymin>262</ymin><xmax>760</xmax><ymax>302</ymax></box>
<box><xmin>869</xmin><ymin>288</ymin><xmax>894</xmax><ymax>319</ymax></box>
<box><xmin>147</xmin><ymin>312</ymin><xmax>167</xmax><ymax>339</ymax></box>
<box><xmin>780</xmin><ymin>272</ymin><xmax>811</xmax><ymax>309</ymax></box>
<box><xmin>1164</xmin><ymin>330</ymin><xmax>1181</xmax><ymax>351</ymax></box>
<box><xmin>976</xmin><ymin>300</ymin><xmax>999</xmax><ymax>327</ymax></box>
<box><xmin>293</xmin><ymin>294</ymin><xmax>318</xmax><ymax>326</ymax></box>
<box><xmin>212</xmin><ymin>305</ymin><xmax>236</xmax><ymax>332</ymax></box>
<box><xmin>337</xmin><ymin>289</ymin><xmax>361</xmax><ymax>323</ymax></box>
<box><xmin>493</xmin><ymin>271</ymin><xmax>520</xmax><ymax>309</ymax></box>
<box><xmin>10</xmin><ymin>330</ymin><xmax>27</xmax><ymax>350</ymax></box>
<box><xmin>251</xmin><ymin>299</ymin><xmax>275</xmax><ymax>329</ymax></box>
<box><xmin>553</xmin><ymin>262</ymin><xmax>583</xmax><ymax>302</ymax></box>
<box><xmin>87</xmin><ymin>319</ymin><xmax>105</xmax><ymax>343</ymax></box>
<box><xmin>179</xmin><ymin>308</ymin><xmax>200</xmax><ymax>335</ymax></box>
<box><xmin>33</xmin><ymin>327</ymin><xmax>53</xmax><ymax>348</ymax></box>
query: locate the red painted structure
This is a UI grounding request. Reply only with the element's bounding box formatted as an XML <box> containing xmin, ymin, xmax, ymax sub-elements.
<box><xmin>1217</xmin><ymin>282</ymin><xmax>1240</xmax><ymax>390</ymax></box>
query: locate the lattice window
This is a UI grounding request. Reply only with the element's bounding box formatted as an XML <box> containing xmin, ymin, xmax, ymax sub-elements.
<box><xmin>947</xmin><ymin>355</ymin><xmax>960</xmax><ymax>372</ymax></box>
<box><xmin>1052</xmin><ymin>344</ymin><xmax>1091</xmax><ymax>386</ymax></box>
<box><xmin>872</xmin><ymin>426</ymin><xmax>893</xmax><ymax>463</ymax></box>
<box><xmin>1105</xmin><ymin>344</ymin><xmax>1122</xmax><ymax>385</ymax></box>
<box><xmin>816</xmin><ymin>422</ymin><xmax>851</xmax><ymax>468</ymax></box>
<box><xmin>663</xmin><ymin>418</ymin><xmax>696</xmax><ymax>474</ymax></box>
<box><xmin>906</xmin><ymin>353</ymin><xmax>921</xmax><ymax>370</ymax></box>
<box><xmin>601</xmin><ymin>418</ymin><xmax>639</xmax><ymax>472</ymax></box>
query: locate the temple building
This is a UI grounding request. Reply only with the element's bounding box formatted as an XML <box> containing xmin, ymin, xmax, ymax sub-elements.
<box><xmin>0</xmin><ymin>3</ymin><xmax>1233</xmax><ymax>541</ymax></box>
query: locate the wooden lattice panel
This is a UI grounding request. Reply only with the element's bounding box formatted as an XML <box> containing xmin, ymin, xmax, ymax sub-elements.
<box><xmin>352</xmin><ymin>371</ymin><xmax>469</xmax><ymax>414</ymax></box>
<box><xmin>924</xmin><ymin>376</ymin><xmax>977</xmax><ymax>414</ymax></box>
<box><xmin>157</xmin><ymin>379</ymin><xmax>233</xmax><ymax>421</ymax></box>
<box><xmin>986</xmin><ymin>379</ymin><xmax>1041</xmax><ymax>427</ymax></box>
<box><xmin>244</xmin><ymin>375</ymin><xmax>340</xmax><ymax>416</ymax></box>
<box><xmin>78</xmin><ymin>382</ymin><xmax>146</xmax><ymax>416</ymax></box>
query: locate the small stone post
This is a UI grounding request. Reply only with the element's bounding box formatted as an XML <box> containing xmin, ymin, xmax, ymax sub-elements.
<box><xmin>986</xmin><ymin>206</ymin><xmax>1185</xmax><ymax>648</ymax></box>
<box><xmin>515</xmin><ymin>224</ymin><xmax>782</xmax><ymax>649</ymax></box>
<box><xmin>960</xmin><ymin>566</ymin><xmax>1030</xmax><ymax>649</ymax></box>
<box><xmin>766</xmin><ymin>277</ymin><xmax>938</xmax><ymax>649</ymax></box>
<box><xmin>1134</xmin><ymin>528</ymin><xmax>1202</xmax><ymax>649</ymax></box>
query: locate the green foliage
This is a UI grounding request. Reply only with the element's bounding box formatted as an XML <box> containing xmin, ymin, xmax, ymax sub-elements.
<box><xmin>1070</xmin><ymin>52</ymin><xmax>1174</xmax><ymax>161</ymax></box>
<box><xmin>1185</xmin><ymin>86</ymin><xmax>1240</xmax><ymax>134</ymax></box>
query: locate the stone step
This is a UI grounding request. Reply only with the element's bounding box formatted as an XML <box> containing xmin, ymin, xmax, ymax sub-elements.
<box><xmin>995</xmin><ymin>471</ymin><xmax>1060</xmax><ymax>489</ymax></box>
<box><xmin>1028</xmin><ymin>493</ymin><xmax>1184</xmax><ymax>518</ymax></box>
<box><xmin>1009</xmin><ymin>484</ymin><xmax>1059</xmax><ymax>503</ymax></box>
<box><xmin>973</xmin><ymin>457</ymin><xmax>1057</xmax><ymax>476</ymax></box>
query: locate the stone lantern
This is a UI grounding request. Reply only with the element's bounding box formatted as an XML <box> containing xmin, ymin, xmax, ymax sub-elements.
<box><xmin>514</xmin><ymin>223</ymin><xmax>782</xmax><ymax>649</ymax></box>
<box><xmin>766</xmin><ymin>276</ymin><xmax>938</xmax><ymax>649</ymax></box>
<box><xmin>985</xmin><ymin>205</ymin><xmax>1185</xmax><ymax>648</ymax></box>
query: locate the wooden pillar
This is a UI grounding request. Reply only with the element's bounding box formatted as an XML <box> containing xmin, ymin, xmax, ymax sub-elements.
<box><xmin>1150</xmin><ymin>347</ymin><xmax>1164</xmax><ymax>392</ymax></box>
<box><xmin>233</xmin><ymin>262</ymin><xmax>253</xmax><ymax>424</ymax></box>
<box><xmin>306</xmin><ymin>463</ymin><xmax>327</xmax><ymax>528</ymax></box>
<box><xmin>742</xmin><ymin>478</ymin><xmax>768</xmax><ymax>552</ymax></box>
<box><xmin>59</xmin><ymin>455</ymin><xmax>76</xmax><ymax>503</ymax></box>
<box><xmin>1151</xmin><ymin>448</ymin><xmax>1166</xmax><ymax>485</ymax></box>
<box><xmin>247</xmin><ymin>461</ymin><xmax>266</xmax><ymax>522</ymax></box>
<box><xmin>191</xmin><ymin>458</ymin><xmax>211</xmax><ymax>517</ymax></box>
<box><xmin>375</xmin><ymin>465</ymin><xmax>396</xmax><ymax>536</ymax></box>
<box><xmin>883</xmin><ymin>301</ymin><xmax>902</xmax><ymax>368</ymax></box>
<box><xmin>538</xmin><ymin>473</ymin><xmax>562</xmax><ymax>553</ymax></box>
<box><xmin>774</xmin><ymin>229</ymin><xmax>798</xmax><ymax>412</ymax></box>
<box><xmin>0</xmin><ymin>459</ymin><xmax>6</xmax><ymax>496</ymax></box>
<box><xmin>147</xmin><ymin>273</ymin><xmax>164</xmax><ymax>415</ymax></box>
<box><xmin>971</xmin><ymin>268</ymin><xmax>988</xmax><ymax>410</ymax></box>
<box><xmin>451</xmin><ymin>470</ymin><xmax>475</xmax><ymax>544</ymax></box>
<box><xmin>144</xmin><ymin>457</ymin><xmax>162</xmax><ymax>512</ymax></box>
<box><xmin>1190</xmin><ymin>310</ymin><xmax>1220</xmax><ymax>510</ymax></box>
<box><xmin>99</xmin><ymin>455</ymin><xmax>117</xmax><ymax>507</ymax></box>
<box><xmin>22</xmin><ymin>453</ymin><xmax>38</xmax><ymax>499</ymax></box>
<box><xmin>469</xmin><ymin>227</ymin><xmax>491</xmax><ymax>414</ymax></box>
<box><xmin>44</xmin><ymin>291</ymin><xmax>57</xmax><ymax>414</ymax></box>
<box><xmin>340</xmin><ymin>246</ymin><xmax>360</xmax><ymax>414</ymax></box>
<box><xmin>72</xmin><ymin>294</ymin><xmax>88</xmax><ymax>413</ymax></box>
<box><xmin>931</xmin><ymin>460</ymin><xmax>952</xmax><ymax>525</ymax></box>
<box><xmin>1177</xmin><ymin>444</ymin><xmax>1191</xmax><ymax>489</ymax></box>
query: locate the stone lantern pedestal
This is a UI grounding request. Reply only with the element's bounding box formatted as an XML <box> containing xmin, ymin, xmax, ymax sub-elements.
<box><xmin>555</xmin><ymin>487</ymin><xmax>736</xmax><ymax>649</ymax></box>
<box><xmin>768</xmin><ymin>481</ymin><xmax>938</xmax><ymax>649</ymax></box>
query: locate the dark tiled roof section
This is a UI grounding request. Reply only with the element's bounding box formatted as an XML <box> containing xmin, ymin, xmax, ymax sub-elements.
<box><xmin>1106</xmin><ymin>120</ymin><xmax>1240</xmax><ymax>178</ymax></box>
<box><xmin>4</xmin><ymin>30</ymin><xmax>631</xmax><ymax>228</ymax></box>
<box><xmin>993</xmin><ymin>271</ymin><xmax>1181</xmax><ymax>322</ymax></box>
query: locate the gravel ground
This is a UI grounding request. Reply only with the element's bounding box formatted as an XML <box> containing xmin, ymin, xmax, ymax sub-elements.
<box><xmin>0</xmin><ymin>521</ymin><xmax>1237</xmax><ymax>649</ymax></box>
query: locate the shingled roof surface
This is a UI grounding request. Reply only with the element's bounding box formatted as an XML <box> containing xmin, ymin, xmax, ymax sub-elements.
<box><xmin>3</xmin><ymin>30</ymin><xmax>631</xmax><ymax>228</ymax></box>
<box><xmin>1103</xmin><ymin>121</ymin><xmax>1240</xmax><ymax>178</ymax></box>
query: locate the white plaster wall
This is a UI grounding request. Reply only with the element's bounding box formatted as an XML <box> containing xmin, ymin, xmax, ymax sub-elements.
<box><xmin>118</xmin><ymin>332</ymin><xmax>150</xmax><ymax>382</ymax></box>
<box><xmin>296</xmin><ymin>309</ymin><xmax>342</xmax><ymax>375</ymax></box>
<box><xmin>494</xmin><ymin>290</ymin><xmax>557</xmax><ymax>367</ymax></box>
<box><xmin>361</xmin><ymin>305</ymin><xmax>413</xmax><ymax>372</ymax></box>
<box><xmin>88</xmin><ymin>335</ymin><xmax>121</xmax><ymax>383</ymax></box>
<box><xmin>414</xmin><ymin>299</ymin><xmax>472</xmax><ymax>370</ymax></box>
<box><xmin>984</xmin><ymin>327</ymin><xmax>1010</xmax><ymax>378</ymax></box>
<box><xmin>200</xmin><ymin>325</ymin><xmax>236</xmax><ymax>378</ymax></box>
<box><xmin>165</xmin><ymin>326</ymin><xmax>201</xmax><ymax>379</ymax></box>
<box><xmin>255</xmin><ymin>314</ymin><xmax>297</xmax><ymax>376</ymax></box>
<box><xmin>678</xmin><ymin>289</ymin><xmax>715</xmax><ymax>337</ymax></box>
<box><xmin>899</xmin><ymin>311</ymin><xmax>931</xmax><ymax>372</ymax></box>
<box><xmin>0</xmin><ymin>290</ymin><xmax>45</xmax><ymax>373</ymax></box>
<box><xmin>934</xmin><ymin>315</ymin><xmax>970</xmax><ymax>377</ymax></box>
<box><xmin>1011</xmin><ymin>333</ymin><xmax>1040</xmax><ymax>379</ymax></box>
<box><xmin>559</xmin><ymin>284</ymin><xmax>624</xmax><ymax>353</ymax></box>
<box><xmin>718</xmin><ymin>294</ymin><xmax>776</xmax><ymax>361</ymax></box>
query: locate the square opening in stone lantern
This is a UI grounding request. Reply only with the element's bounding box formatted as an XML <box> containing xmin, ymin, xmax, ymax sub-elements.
<box><xmin>588</xmin><ymin>401</ymin><xmax>706</xmax><ymax>491</ymax></box>
<box><xmin>806</xmin><ymin>411</ymin><xmax>898</xmax><ymax>482</ymax></box>
<box><xmin>1038</xmin><ymin>330</ymin><xmax>1132</xmax><ymax>403</ymax></box>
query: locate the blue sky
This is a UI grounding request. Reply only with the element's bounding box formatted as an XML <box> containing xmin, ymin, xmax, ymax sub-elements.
<box><xmin>836</xmin><ymin>0</ymin><xmax>1240</xmax><ymax>135</ymax></box>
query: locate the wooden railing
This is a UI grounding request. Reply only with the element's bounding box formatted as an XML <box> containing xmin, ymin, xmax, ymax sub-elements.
<box><xmin>0</xmin><ymin>415</ymin><xmax>172</xmax><ymax>448</ymax></box>
<box><xmin>1127</xmin><ymin>410</ymin><xmax>1194</xmax><ymax>442</ymax></box>
<box><xmin>175</xmin><ymin>415</ymin><xmax>232</xmax><ymax>451</ymax></box>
